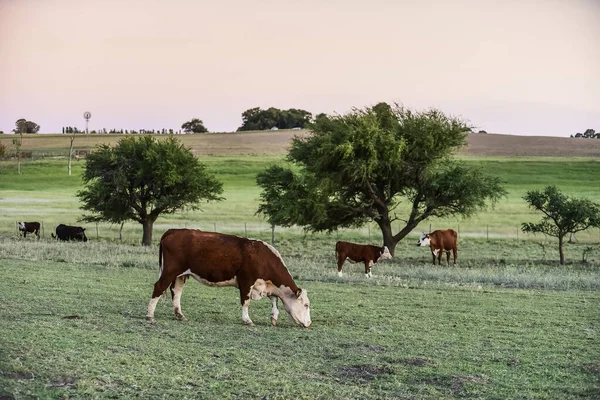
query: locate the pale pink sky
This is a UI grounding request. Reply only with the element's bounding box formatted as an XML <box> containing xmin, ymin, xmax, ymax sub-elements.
<box><xmin>1</xmin><ymin>0</ymin><xmax>599</xmax><ymax>136</ymax></box>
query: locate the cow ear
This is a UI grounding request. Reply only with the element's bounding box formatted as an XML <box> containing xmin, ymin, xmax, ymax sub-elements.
<box><xmin>83</xmin><ymin>228</ymin><xmax>86</xmax><ymax>231</ymax></box>
<box><xmin>296</xmin><ymin>288</ymin><xmax>302</xmax><ymax>298</ymax></box>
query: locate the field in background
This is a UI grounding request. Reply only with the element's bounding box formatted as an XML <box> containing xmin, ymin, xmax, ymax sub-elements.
<box><xmin>3</xmin><ymin>130</ymin><xmax>600</xmax><ymax>158</ymax></box>
<box><xmin>1</xmin><ymin>155</ymin><xmax>600</xmax><ymax>244</ymax></box>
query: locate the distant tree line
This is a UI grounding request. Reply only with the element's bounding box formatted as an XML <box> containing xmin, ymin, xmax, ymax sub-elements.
<box><xmin>237</xmin><ymin>107</ymin><xmax>312</xmax><ymax>131</ymax></box>
<box><xmin>571</xmin><ymin>129</ymin><xmax>599</xmax><ymax>139</ymax></box>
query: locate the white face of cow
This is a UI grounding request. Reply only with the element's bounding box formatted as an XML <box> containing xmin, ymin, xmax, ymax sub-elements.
<box><xmin>18</xmin><ymin>222</ymin><xmax>25</xmax><ymax>231</ymax></box>
<box><xmin>417</xmin><ymin>232</ymin><xmax>431</xmax><ymax>247</ymax></box>
<box><xmin>282</xmin><ymin>288</ymin><xmax>311</xmax><ymax>328</ymax></box>
<box><xmin>377</xmin><ymin>246</ymin><xmax>392</xmax><ymax>262</ymax></box>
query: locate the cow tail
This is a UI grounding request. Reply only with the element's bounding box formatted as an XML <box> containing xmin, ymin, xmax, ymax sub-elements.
<box><xmin>158</xmin><ymin>240</ymin><xmax>163</xmax><ymax>279</ymax></box>
<box><xmin>51</xmin><ymin>233</ymin><xmax>56</xmax><ymax>239</ymax></box>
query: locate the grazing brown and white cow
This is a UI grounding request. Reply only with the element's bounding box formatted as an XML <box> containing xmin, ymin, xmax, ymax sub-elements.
<box><xmin>417</xmin><ymin>229</ymin><xmax>458</xmax><ymax>265</ymax></box>
<box><xmin>146</xmin><ymin>229</ymin><xmax>311</xmax><ymax>327</ymax></box>
<box><xmin>335</xmin><ymin>241</ymin><xmax>392</xmax><ymax>278</ymax></box>
<box><xmin>18</xmin><ymin>221</ymin><xmax>41</xmax><ymax>239</ymax></box>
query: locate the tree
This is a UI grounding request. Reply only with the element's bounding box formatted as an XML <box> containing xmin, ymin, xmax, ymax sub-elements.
<box><xmin>237</xmin><ymin>107</ymin><xmax>312</xmax><ymax>131</ymax></box>
<box><xmin>256</xmin><ymin>102</ymin><xmax>506</xmax><ymax>255</ymax></box>
<box><xmin>522</xmin><ymin>186</ymin><xmax>600</xmax><ymax>265</ymax></box>
<box><xmin>12</xmin><ymin>118</ymin><xmax>40</xmax><ymax>134</ymax></box>
<box><xmin>181</xmin><ymin>118</ymin><xmax>208</xmax><ymax>133</ymax></box>
<box><xmin>77</xmin><ymin>136</ymin><xmax>224</xmax><ymax>245</ymax></box>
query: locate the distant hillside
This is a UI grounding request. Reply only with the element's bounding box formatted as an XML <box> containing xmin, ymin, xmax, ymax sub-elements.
<box><xmin>2</xmin><ymin>130</ymin><xmax>600</xmax><ymax>157</ymax></box>
<box><xmin>461</xmin><ymin>132</ymin><xmax>600</xmax><ymax>157</ymax></box>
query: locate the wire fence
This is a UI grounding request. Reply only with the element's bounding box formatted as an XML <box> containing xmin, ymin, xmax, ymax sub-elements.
<box><xmin>13</xmin><ymin>220</ymin><xmax>600</xmax><ymax>245</ymax></box>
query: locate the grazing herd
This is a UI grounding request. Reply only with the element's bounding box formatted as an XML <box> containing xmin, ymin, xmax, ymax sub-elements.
<box><xmin>16</xmin><ymin>221</ymin><xmax>458</xmax><ymax>328</ymax></box>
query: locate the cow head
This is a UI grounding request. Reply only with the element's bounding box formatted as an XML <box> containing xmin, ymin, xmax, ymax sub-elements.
<box><xmin>282</xmin><ymin>288</ymin><xmax>311</xmax><ymax>328</ymax></box>
<box><xmin>417</xmin><ymin>232</ymin><xmax>431</xmax><ymax>247</ymax></box>
<box><xmin>18</xmin><ymin>222</ymin><xmax>25</xmax><ymax>231</ymax></box>
<box><xmin>378</xmin><ymin>246</ymin><xmax>392</xmax><ymax>261</ymax></box>
<box><xmin>77</xmin><ymin>228</ymin><xmax>88</xmax><ymax>242</ymax></box>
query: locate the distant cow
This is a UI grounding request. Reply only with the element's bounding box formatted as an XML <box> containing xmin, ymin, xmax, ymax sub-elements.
<box><xmin>335</xmin><ymin>241</ymin><xmax>392</xmax><ymax>278</ymax></box>
<box><xmin>146</xmin><ymin>229</ymin><xmax>311</xmax><ymax>327</ymax></box>
<box><xmin>417</xmin><ymin>229</ymin><xmax>458</xmax><ymax>265</ymax></box>
<box><xmin>51</xmin><ymin>224</ymin><xmax>88</xmax><ymax>242</ymax></box>
<box><xmin>18</xmin><ymin>222</ymin><xmax>41</xmax><ymax>239</ymax></box>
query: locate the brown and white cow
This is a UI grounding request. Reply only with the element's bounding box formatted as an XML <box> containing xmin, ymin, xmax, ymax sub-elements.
<box><xmin>146</xmin><ymin>229</ymin><xmax>311</xmax><ymax>327</ymax></box>
<box><xmin>417</xmin><ymin>229</ymin><xmax>458</xmax><ymax>265</ymax></box>
<box><xmin>18</xmin><ymin>221</ymin><xmax>40</xmax><ymax>239</ymax></box>
<box><xmin>335</xmin><ymin>241</ymin><xmax>392</xmax><ymax>278</ymax></box>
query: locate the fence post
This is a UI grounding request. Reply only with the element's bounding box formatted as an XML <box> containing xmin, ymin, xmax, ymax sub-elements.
<box><xmin>244</xmin><ymin>222</ymin><xmax>247</xmax><ymax>238</ymax></box>
<box><xmin>213</xmin><ymin>222</ymin><xmax>216</xmax><ymax>232</ymax></box>
<box><xmin>368</xmin><ymin>224</ymin><xmax>370</xmax><ymax>240</ymax></box>
<box><xmin>41</xmin><ymin>221</ymin><xmax>44</xmax><ymax>238</ymax></box>
<box><xmin>271</xmin><ymin>224</ymin><xmax>275</xmax><ymax>245</ymax></box>
<box><xmin>516</xmin><ymin>225</ymin><xmax>518</xmax><ymax>242</ymax></box>
<box><xmin>457</xmin><ymin>223</ymin><xmax>460</xmax><ymax>238</ymax></box>
<box><xmin>429</xmin><ymin>223</ymin><xmax>432</xmax><ymax>233</ymax></box>
<box><xmin>486</xmin><ymin>225</ymin><xmax>489</xmax><ymax>241</ymax></box>
<box><xmin>96</xmin><ymin>223</ymin><xmax>99</xmax><ymax>239</ymax></box>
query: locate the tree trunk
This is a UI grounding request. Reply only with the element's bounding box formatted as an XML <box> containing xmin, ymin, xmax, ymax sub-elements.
<box><xmin>141</xmin><ymin>219</ymin><xmax>154</xmax><ymax>246</ymax></box>
<box><xmin>558</xmin><ymin>236</ymin><xmax>565</xmax><ymax>265</ymax></box>
<box><xmin>377</xmin><ymin>217</ymin><xmax>398</xmax><ymax>255</ymax></box>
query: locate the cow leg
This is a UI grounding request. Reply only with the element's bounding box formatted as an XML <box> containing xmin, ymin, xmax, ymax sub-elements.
<box><xmin>431</xmin><ymin>252</ymin><xmax>436</xmax><ymax>265</ymax></box>
<box><xmin>337</xmin><ymin>255</ymin><xmax>345</xmax><ymax>277</ymax></box>
<box><xmin>364</xmin><ymin>261</ymin><xmax>373</xmax><ymax>278</ymax></box>
<box><xmin>270</xmin><ymin>295</ymin><xmax>279</xmax><ymax>326</ymax></box>
<box><xmin>171</xmin><ymin>276</ymin><xmax>188</xmax><ymax>321</ymax></box>
<box><xmin>146</xmin><ymin>272</ymin><xmax>178</xmax><ymax>323</ymax></box>
<box><xmin>438</xmin><ymin>250</ymin><xmax>443</xmax><ymax>265</ymax></box>
<box><xmin>446</xmin><ymin>250</ymin><xmax>450</xmax><ymax>266</ymax></box>
<box><xmin>453</xmin><ymin>247</ymin><xmax>457</xmax><ymax>265</ymax></box>
<box><xmin>241</xmin><ymin>299</ymin><xmax>254</xmax><ymax>326</ymax></box>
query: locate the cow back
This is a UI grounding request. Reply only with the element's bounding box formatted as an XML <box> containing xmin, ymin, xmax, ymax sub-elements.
<box><xmin>161</xmin><ymin>230</ymin><xmax>299</xmax><ymax>291</ymax></box>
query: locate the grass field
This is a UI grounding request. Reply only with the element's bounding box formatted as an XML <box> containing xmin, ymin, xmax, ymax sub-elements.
<box><xmin>2</xmin><ymin>156</ymin><xmax>600</xmax><ymax>244</ymax></box>
<box><xmin>1</xmin><ymin>132</ymin><xmax>600</xmax><ymax>399</ymax></box>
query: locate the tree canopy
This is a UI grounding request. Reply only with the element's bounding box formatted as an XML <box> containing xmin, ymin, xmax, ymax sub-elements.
<box><xmin>237</xmin><ymin>107</ymin><xmax>312</xmax><ymax>131</ymax></box>
<box><xmin>256</xmin><ymin>102</ymin><xmax>506</xmax><ymax>254</ymax></box>
<box><xmin>522</xmin><ymin>185</ymin><xmax>600</xmax><ymax>264</ymax></box>
<box><xmin>77</xmin><ymin>135</ymin><xmax>223</xmax><ymax>245</ymax></box>
<box><xmin>181</xmin><ymin>118</ymin><xmax>209</xmax><ymax>133</ymax></box>
<box><xmin>13</xmin><ymin>118</ymin><xmax>40</xmax><ymax>134</ymax></box>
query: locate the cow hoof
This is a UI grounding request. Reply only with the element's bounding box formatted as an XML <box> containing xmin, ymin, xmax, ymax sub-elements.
<box><xmin>146</xmin><ymin>316</ymin><xmax>155</xmax><ymax>324</ymax></box>
<box><xmin>271</xmin><ymin>317</ymin><xmax>277</xmax><ymax>326</ymax></box>
<box><xmin>244</xmin><ymin>320</ymin><xmax>255</xmax><ymax>327</ymax></box>
<box><xmin>176</xmin><ymin>314</ymin><xmax>188</xmax><ymax>322</ymax></box>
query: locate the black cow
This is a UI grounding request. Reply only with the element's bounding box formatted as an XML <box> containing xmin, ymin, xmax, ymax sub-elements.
<box><xmin>18</xmin><ymin>222</ymin><xmax>41</xmax><ymax>239</ymax></box>
<box><xmin>52</xmin><ymin>224</ymin><xmax>88</xmax><ymax>242</ymax></box>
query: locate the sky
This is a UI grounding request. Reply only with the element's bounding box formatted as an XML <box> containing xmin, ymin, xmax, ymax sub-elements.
<box><xmin>0</xmin><ymin>0</ymin><xmax>599</xmax><ymax>136</ymax></box>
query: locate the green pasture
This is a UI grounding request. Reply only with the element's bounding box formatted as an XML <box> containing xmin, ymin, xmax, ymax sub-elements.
<box><xmin>2</xmin><ymin>156</ymin><xmax>600</xmax><ymax>243</ymax></box>
<box><xmin>0</xmin><ymin>238</ymin><xmax>598</xmax><ymax>399</ymax></box>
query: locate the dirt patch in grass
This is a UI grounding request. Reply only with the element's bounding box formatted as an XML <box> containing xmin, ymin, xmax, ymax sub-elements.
<box><xmin>339</xmin><ymin>343</ymin><xmax>386</xmax><ymax>353</ymax></box>
<box><xmin>1</xmin><ymin>371</ymin><xmax>34</xmax><ymax>380</ymax></box>
<box><xmin>398</xmin><ymin>357</ymin><xmax>437</xmax><ymax>367</ymax></box>
<box><xmin>582</xmin><ymin>362</ymin><xmax>600</xmax><ymax>376</ymax></box>
<box><xmin>46</xmin><ymin>376</ymin><xmax>77</xmax><ymax>388</ymax></box>
<box><xmin>338</xmin><ymin>364</ymin><xmax>394</xmax><ymax>383</ymax></box>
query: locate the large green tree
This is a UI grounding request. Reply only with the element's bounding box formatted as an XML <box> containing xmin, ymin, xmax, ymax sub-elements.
<box><xmin>256</xmin><ymin>103</ymin><xmax>506</xmax><ymax>254</ymax></box>
<box><xmin>237</xmin><ymin>107</ymin><xmax>312</xmax><ymax>131</ymax></box>
<box><xmin>181</xmin><ymin>118</ymin><xmax>208</xmax><ymax>133</ymax></box>
<box><xmin>522</xmin><ymin>185</ymin><xmax>600</xmax><ymax>265</ymax></box>
<box><xmin>77</xmin><ymin>136</ymin><xmax>223</xmax><ymax>245</ymax></box>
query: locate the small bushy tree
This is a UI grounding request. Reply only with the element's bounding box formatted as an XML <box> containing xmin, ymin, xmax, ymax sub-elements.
<box><xmin>77</xmin><ymin>136</ymin><xmax>223</xmax><ymax>245</ymax></box>
<box><xmin>522</xmin><ymin>186</ymin><xmax>600</xmax><ymax>264</ymax></box>
<box><xmin>181</xmin><ymin>118</ymin><xmax>208</xmax><ymax>133</ymax></box>
<box><xmin>13</xmin><ymin>118</ymin><xmax>40</xmax><ymax>134</ymax></box>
